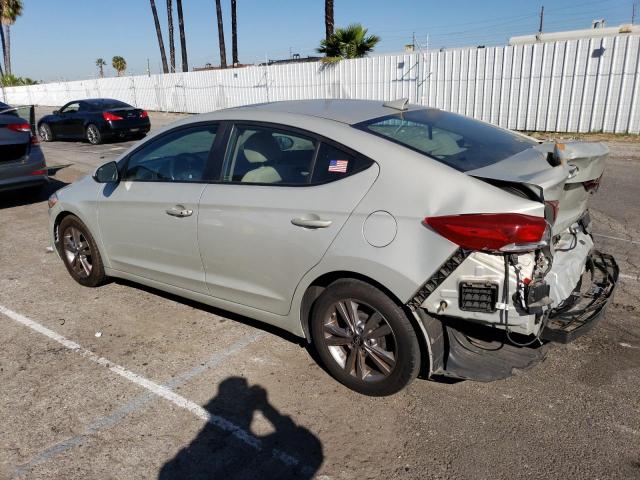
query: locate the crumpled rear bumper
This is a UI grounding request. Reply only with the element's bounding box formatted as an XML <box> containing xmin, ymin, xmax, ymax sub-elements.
<box><xmin>541</xmin><ymin>250</ymin><xmax>618</xmax><ymax>343</ymax></box>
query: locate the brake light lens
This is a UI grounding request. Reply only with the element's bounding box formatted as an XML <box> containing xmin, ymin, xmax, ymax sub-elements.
<box><xmin>140</xmin><ymin>110</ymin><xmax>148</xmax><ymax>119</ymax></box>
<box><xmin>7</xmin><ymin>123</ymin><xmax>31</xmax><ymax>132</ymax></box>
<box><xmin>103</xmin><ymin>112</ymin><xmax>123</xmax><ymax>121</ymax></box>
<box><xmin>30</xmin><ymin>169</ymin><xmax>47</xmax><ymax>176</ymax></box>
<box><xmin>424</xmin><ymin>213</ymin><xmax>548</xmax><ymax>252</ymax></box>
<box><xmin>583</xmin><ymin>175</ymin><xmax>602</xmax><ymax>193</ymax></box>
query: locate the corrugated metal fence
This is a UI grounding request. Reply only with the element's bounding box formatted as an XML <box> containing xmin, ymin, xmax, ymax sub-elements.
<box><xmin>2</xmin><ymin>34</ymin><xmax>639</xmax><ymax>133</ymax></box>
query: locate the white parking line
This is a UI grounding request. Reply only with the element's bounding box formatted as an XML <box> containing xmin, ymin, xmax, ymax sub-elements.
<box><xmin>0</xmin><ymin>304</ymin><xmax>312</xmax><ymax>476</ymax></box>
<box><xmin>619</xmin><ymin>273</ymin><xmax>639</xmax><ymax>282</ymax></box>
<box><xmin>592</xmin><ymin>233</ymin><xmax>640</xmax><ymax>245</ymax></box>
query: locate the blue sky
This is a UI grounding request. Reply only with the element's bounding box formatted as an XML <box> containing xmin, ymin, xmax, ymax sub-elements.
<box><xmin>10</xmin><ymin>0</ymin><xmax>635</xmax><ymax>81</ymax></box>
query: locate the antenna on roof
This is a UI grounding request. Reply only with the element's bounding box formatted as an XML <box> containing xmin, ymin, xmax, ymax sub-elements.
<box><xmin>383</xmin><ymin>98</ymin><xmax>409</xmax><ymax>111</ymax></box>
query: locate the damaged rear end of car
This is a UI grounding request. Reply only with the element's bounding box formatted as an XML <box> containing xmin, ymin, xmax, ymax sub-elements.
<box><xmin>358</xmin><ymin>109</ymin><xmax>618</xmax><ymax>382</ymax></box>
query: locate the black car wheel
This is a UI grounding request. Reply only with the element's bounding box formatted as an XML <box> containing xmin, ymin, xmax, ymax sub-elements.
<box><xmin>310</xmin><ymin>279</ymin><xmax>421</xmax><ymax>396</ymax></box>
<box><xmin>86</xmin><ymin>124</ymin><xmax>102</xmax><ymax>145</ymax></box>
<box><xmin>38</xmin><ymin>123</ymin><xmax>54</xmax><ymax>142</ymax></box>
<box><xmin>58</xmin><ymin>215</ymin><xmax>107</xmax><ymax>287</ymax></box>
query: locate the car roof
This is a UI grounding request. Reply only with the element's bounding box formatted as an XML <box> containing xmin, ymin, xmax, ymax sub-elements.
<box><xmin>228</xmin><ymin>99</ymin><xmax>426</xmax><ymax>125</ymax></box>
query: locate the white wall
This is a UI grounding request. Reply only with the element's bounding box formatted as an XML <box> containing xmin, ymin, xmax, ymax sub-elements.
<box><xmin>3</xmin><ymin>34</ymin><xmax>639</xmax><ymax>133</ymax></box>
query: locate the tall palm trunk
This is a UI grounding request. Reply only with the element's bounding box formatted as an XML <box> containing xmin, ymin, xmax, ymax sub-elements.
<box><xmin>231</xmin><ymin>0</ymin><xmax>238</xmax><ymax>66</ymax></box>
<box><xmin>4</xmin><ymin>24</ymin><xmax>10</xmax><ymax>75</ymax></box>
<box><xmin>167</xmin><ymin>0</ymin><xmax>175</xmax><ymax>72</ymax></box>
<box><xmin>150</xmin><ymin>0</ymin><xmax>169</xmax><ymax>74</ymax></box>
<box><xmin>176</xmin><ymin>0</ymin><xmax>188</xmax><ymax>71</ymax></box>
<box><xmin>0</xmin><ymin>2</ymin><xmax>5</xmax><ymax>76</ymax></box>
<box><xmin>215</xmin><ymin>0</ymin><xmax>227</xmax><ymax>68</ymax></box>
<box><xmin>0</xmin><ymin>24</ymin><xmax>6</xmax><ymax>76</ymax></box>
<box><xmin>324</xmin><ymin>0</ymin><xmax>334</xmax><ymax>42</ymax></box>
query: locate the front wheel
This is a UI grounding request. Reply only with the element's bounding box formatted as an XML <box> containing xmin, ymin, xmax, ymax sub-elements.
<box><xmin>310</xmin><ymin>279</ymin><xmax>421</xmax><ymax>396</ymax></box>
<box><xmin>58</xmin><ymin>215</ymin><xmax>107</xmax><ymax>287</ymax></box>
<box><xmin>86</xmin><ymin>124</ymin><xmax>102</xmax><ymax>145</ymax></box>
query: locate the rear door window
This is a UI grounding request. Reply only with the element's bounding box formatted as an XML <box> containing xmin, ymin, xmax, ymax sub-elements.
<box><xmin>222</xmin><ymin>125</ymin><xmax>317</xmax><ymax>185</ymax></box>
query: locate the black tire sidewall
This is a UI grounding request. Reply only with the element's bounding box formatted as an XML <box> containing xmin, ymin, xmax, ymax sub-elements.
<box><xmin>311</xmin><ymin>279</ymin><xmax>420</xmax><ymax>396</ymax></box>
<box><xmin>58</xmin><ymin>216</ymin><xmax>106</xmax><ymax>287</ymax></box>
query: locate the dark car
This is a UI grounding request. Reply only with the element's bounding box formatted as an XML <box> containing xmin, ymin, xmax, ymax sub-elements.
<box><xmin>0</xmin><ymin>103</ymin><xmax>48</xmax><ymax>193</ymax></box>
<box><xmin>37</xmin><ymin>98</ymin><xmax>150</xmax><ymax>145</ymax></box>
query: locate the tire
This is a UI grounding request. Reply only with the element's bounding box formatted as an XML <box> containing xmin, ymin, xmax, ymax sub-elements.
<box><xmin>38</xmin><ymin>123</ymin><xmax>55</xmax><ymax>142</ymax></box>
<box><xmin>310</xmin><ymin>279</ymin><xmax>421</xmax><ymax>396</ymax></box>
<box><xmin>86</xmin><ymin>124</ymin><xmax>102</xmax><ymax>145</ymax></box>
<box><xmin>57</xmin><ymin>215</ymin><xmax>107</xmax><ymax>287</ymax></box>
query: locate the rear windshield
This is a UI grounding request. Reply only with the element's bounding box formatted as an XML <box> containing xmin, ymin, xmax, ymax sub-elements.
<box><xmin>357</xmin><ymin>109</ymin><xmax>536</xmax><ymax>172</ymax></box>
<box><xmin>89</xmin><ymin>99</ymin><xmax>130</xmax><ymax>110</ymax></box>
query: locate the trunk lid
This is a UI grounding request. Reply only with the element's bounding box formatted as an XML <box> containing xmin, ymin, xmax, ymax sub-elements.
<box><xmin>467</xmin><ymin>141</ymin><xmax>608</xmax><ymax>235</ymax></box>
<box><xmin>0</xmin><ymin>113</ymin><xmax>30</xmax><ymax>163</ymax></box>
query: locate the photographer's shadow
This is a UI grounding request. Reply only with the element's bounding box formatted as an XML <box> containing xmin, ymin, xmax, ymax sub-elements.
<box><xmin>159</xmin><ymin>377</ymin><xmax>323</xmax><ymax>480</ymax></box>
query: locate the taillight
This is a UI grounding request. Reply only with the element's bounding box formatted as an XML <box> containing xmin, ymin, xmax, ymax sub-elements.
<box><xmin>424</xmin><ymin>213</ymin><xmax>548</xmax><ymax>253</ymax></box>
<box><xmin>583</xmin><ymin>175</ymin><xmax>602</xmax><ymax>193</ymax></box>
<box><xmin>103</xmin><ymin>112</ymin><xmax>123</xmax><ymax>121</ymax></box>
<box><xmin>30</xmin><ymin>169</ymin><xmax>47</xmax><ymax>176</ymax></box>
<box><xmin>7</xmin><ymin>123</ymin><xmax>31</xmax><ymax>132</ymax></box>
<box><xmin>544</xmin><ymin>200</ymin><xmax>559</xmax><ymax>223</ymax></box>
<box><xmin>140</xmin><ymin>110</ymin><xmax>148</xmax><ymax>119</ymax></box>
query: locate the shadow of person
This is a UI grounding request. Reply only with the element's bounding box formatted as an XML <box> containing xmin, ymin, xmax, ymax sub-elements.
<box><xmin>158</xmin><ymin>377</ymin><xmax>323</xmax><ymax>480</ymax></box>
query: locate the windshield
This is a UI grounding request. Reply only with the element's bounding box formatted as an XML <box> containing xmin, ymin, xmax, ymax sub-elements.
<box><xmin>357</xmin><ymin>109</ymin><xmax>536</xmax><ymax>172</ymax></box>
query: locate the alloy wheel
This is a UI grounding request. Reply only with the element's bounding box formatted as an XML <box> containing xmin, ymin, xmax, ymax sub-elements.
<box><xmin>63</xmin><ymin>226</ymin><xmax>93</xmax><ymax>278</ymax></box>
<box><xmin>39</xmin><ymin>125</ymin><xmax>49</xmax><ymax>141</ymax></box>
<box><xmin>87</xmin><ymin>126</ymin><xmax>99</xmax><ymax>144</ymax></box>
<box><xmin>322</xmin><ymin>299</ymin><xmax>397</xmax><ymax>382</ymax></box>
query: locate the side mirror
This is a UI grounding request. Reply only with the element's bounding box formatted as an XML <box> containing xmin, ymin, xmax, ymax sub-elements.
<box><xmin>53</xmin><ymin>110</ymin><xmax>60</xmax><ymax>115</ymax></box>
<box><xmin>93</xmin><ymin>161</ymin><xmax>119</xmax><ymax>183</ymax></box>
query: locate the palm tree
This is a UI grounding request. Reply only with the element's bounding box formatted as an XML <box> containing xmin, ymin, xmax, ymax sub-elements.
<box><xmin>214</xmin><ymin>0</ymin><xmax>227</xmax><ymax>68</ymax></box>
<box><xmin>112</xmin><ymin>56</ymin><xmax>127</xmax><ymax>76</ymax></box>
<box><xmin>150</xmin><ymin>0</ymin><xmax>169</xmax><ymax>73</ymax></box>
<box><xmin>324</xmin><ymin>0</ymin><xmax>334</xmax><ymax>42</ymax></box>
<box><xmin>167</xmin><ymin>0</ymin><xmax>175</xmax><ymax>72</ymax></box>
<box><xmin>176</xmin><ymin>0</ymin><xmax>188</xmax><ymax>71</ymax></box>
<box><xmin>96</xmin><ymin>58</ymin><xmax>107</xmax><ymax>78</ymax></box>
<box><xmin>231</xmin><ymin>0</ymin><xmax>238</xmax><ymax>66</ymax></box>
<box><xmin>1</xmin><ymin>0</ymin><xmax>23</xmax><ymax>76</ymax></box>
<box><xmin>317</xmin><ymin>23</ymin><xmax>380</xmax><ymax>60</ymax></box>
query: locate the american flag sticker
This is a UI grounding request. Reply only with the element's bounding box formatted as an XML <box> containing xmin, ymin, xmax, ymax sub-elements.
<box><xmin>328</xmin><ymin>159</ymin><xmax>348</xmax><ymax>173</ymax></box>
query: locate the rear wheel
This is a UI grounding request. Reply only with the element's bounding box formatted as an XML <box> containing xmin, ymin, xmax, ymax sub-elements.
<box><xmin>58</xmin><ymin>215</ymin><xmax>106</xmax><ymax>287</ymax></box>
<box><xmin>86</xmin><ymin>124</ymin><xmax>102</xmax><ymax>145</ymax></box>
<box><xmin>38</xmin><ymin>123</ymin><xmax>54</xmax><ymax>142</ymax></box>
<box><xmin>310</xmin><ymin>279</ymin><xmax>421</xmax><ymax>396</ymax></box>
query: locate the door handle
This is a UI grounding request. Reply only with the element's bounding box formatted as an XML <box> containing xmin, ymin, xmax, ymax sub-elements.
<box><xmin>166</xmin><ymin>205</ymin><xmax>193</xmax><ymax>218</ymax></box>
<box><xmin>291</xmin><ymin>216</ymin><xmax>332</xmax><ymax>229</ymax></box>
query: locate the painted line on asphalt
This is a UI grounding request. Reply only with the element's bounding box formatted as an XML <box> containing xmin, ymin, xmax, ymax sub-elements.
<box><xmin>0</xmin><ymin>305</ymin><xmax>312</xmax><ymax>477</ymax></box>
<box><xmin>592</xmin><ymin>233</ymin><xmax>640</xmax><ymax>245</ymax></box>
<box><xmin>12</xmin><ymin>330</ymin><xmax>265</xmax><ymax>478</ymax></box>
<box><xmin>619</xmin><ymin>273</ymin><xmax>639</xmax><ymax>282</ymax></box>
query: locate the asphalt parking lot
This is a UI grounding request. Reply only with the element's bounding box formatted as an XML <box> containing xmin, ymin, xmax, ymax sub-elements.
<box><xmin>1</xmin><ymin>107</ymin><xmax>639</xmax><ymax>479</ymax></box>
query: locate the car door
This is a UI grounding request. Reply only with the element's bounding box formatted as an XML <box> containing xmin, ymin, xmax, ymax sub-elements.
<box><xmin>97</xmin><ymin>123</ymin><xmax>219</xmax><ymax>293</ymax></box>
<box><xmin>55</xmin><ymin>102</ymin><xmax>81</xmax><ymax>137</ymax></box>
<box><xmin>198</xmin><ymin>123</ymin><xmax>379</xmax><ymax>315</ymax></box>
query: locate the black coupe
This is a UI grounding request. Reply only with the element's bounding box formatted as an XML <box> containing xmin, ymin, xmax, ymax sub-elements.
<box><xmin>38</xmin><ymin>98</ymin><xmax>150</xmax><ymax>145</ymax></box>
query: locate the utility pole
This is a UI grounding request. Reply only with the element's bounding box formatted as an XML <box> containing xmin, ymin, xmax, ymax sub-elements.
<box><xmin>538</xmin><ymin>5</ymin><xmax>544</xmax><ymax>34</ymax></box>
<box><xmin>633</xmin><ymin>0</ymin><xmax>638</xmax><ymax>24</ymax></box>
<box><xmin>147</xmin><ymin>58</ymin><xmax>151</xmax><ymax>77</ymax></box>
